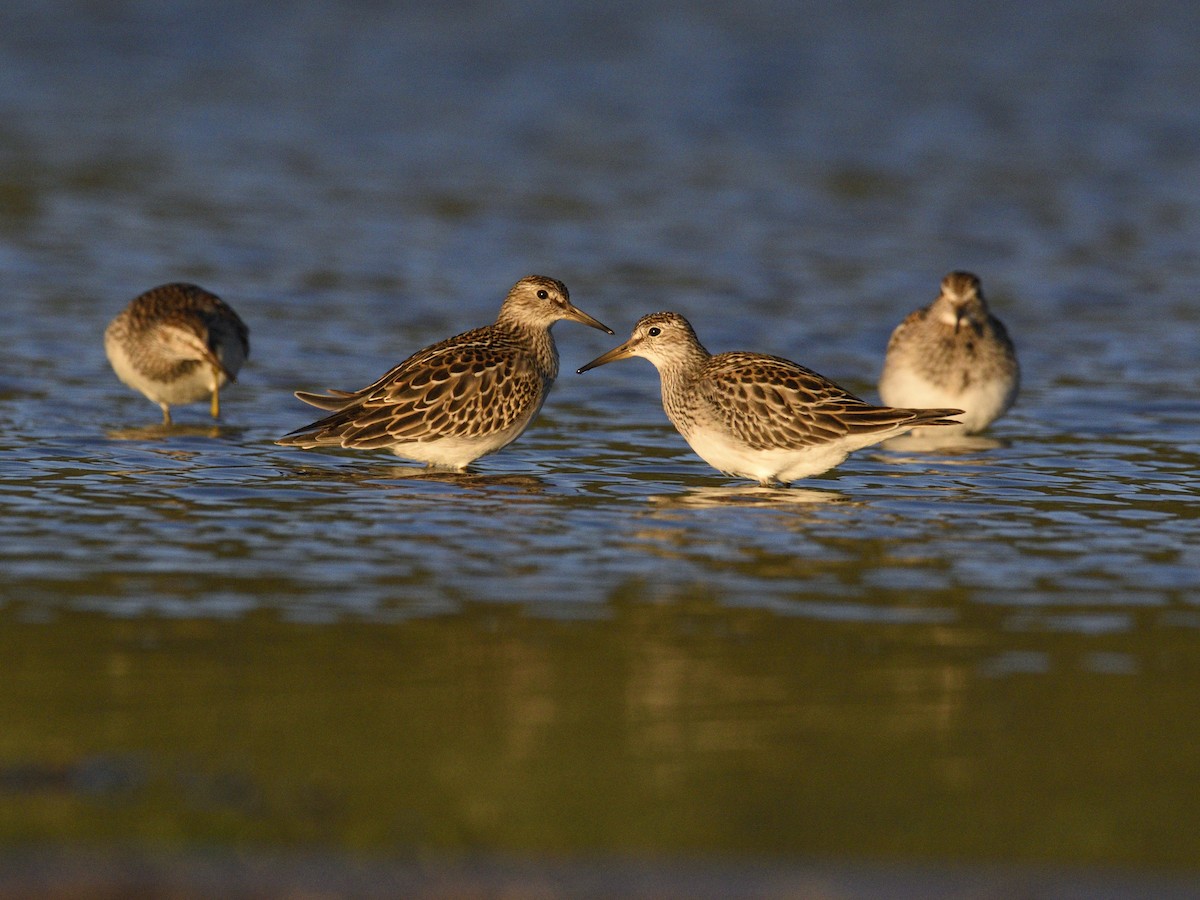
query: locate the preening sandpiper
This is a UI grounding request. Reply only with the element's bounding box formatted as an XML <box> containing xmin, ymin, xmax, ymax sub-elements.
<box><xmin>104</xmin><ymin>282</ymin><xmax>249</xmax><ymax>425</ymax></box>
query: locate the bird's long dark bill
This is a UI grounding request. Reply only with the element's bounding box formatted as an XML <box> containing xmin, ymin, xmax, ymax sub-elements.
<box><xmin>205</xmin><ymin>347</ymin><xmax>237</xmax><ymax>383</ymax></box>
<box><xmin>576</xmin><ymin>340</ymin><xmax>637</xmax><ymax>374</ymax></box>
<box><xmin>564</xmin><ymin>305</ymin><xmax>614</xmax><ymax>334</ymax></box>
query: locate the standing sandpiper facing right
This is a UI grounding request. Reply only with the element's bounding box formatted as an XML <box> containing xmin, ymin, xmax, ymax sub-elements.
<box><xmin>278</xmin><ymin>275</ymin><xmax>611</xmax><ymax>469</ymax></box>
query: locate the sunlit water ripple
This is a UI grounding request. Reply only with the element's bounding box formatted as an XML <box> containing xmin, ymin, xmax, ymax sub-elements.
<box><xmin>4</xmin><ymin>385</ymin><xmax>1197</xmax><ymax>628</ymax></box>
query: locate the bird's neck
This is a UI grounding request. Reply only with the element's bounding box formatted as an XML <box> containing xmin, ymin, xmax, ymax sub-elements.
<box><xmin>498</xmin><ymin>321</ymin><xmax>559</xmax><ymax>379</ymax></box>
<box><xmin>655</xmin><ymin>343</ymin><xmax>711</xmax><ymax>395</ymax></box>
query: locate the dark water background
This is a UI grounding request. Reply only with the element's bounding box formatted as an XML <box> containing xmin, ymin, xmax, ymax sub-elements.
<box><xmin>2</xmin><ymin>1</ymin><xmax>1199</xmax><ymax>895</ymax></box>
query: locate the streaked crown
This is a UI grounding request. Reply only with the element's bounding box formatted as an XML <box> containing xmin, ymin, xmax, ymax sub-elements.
<box><xmin>496</xmin><ymin>275</ymin><xmax>573</xmax><ymax>328</ymax></box>
<box><xmin>940</xmin><ymin>271</ymin><xmax>984</xmax><ymax>303</ymax></box>
<box><xmin>625</xmin><ymin>312</ymin><xmax>710</xmax><ymax>366</ymax></box>
<box><xmin>935</xmin><ymin>271</ymin><xmax>989</xmax><ymax>329</ymax></box>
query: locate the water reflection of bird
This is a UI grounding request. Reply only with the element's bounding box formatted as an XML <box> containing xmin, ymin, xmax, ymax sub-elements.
<box><xmin>649</xmin><ymin>484</ymin><xmax>850</xmax><ymax>509</ymax></box>
<box><xmin>104</xmin><ymin>282</ymin><xmax>249</xmax><ymax>425</ymax></box>
<box><xmin>278</xmin><ymin>276</ymin><xmax>612</xmax><ymax>470</ymax></box>
<box><xmin>579</xmin><ymin>311</ymin><xmax>963</xmax><ymax>486</ymax></box>
<box><xmin>879</xmin><ymin>271</ymin><xmax>1019</xmax><ymax>435</ymax></box>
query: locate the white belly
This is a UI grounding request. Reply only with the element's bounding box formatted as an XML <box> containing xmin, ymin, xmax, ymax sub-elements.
<box><xmin>105</xmin><ymin>339</ymin><xmax>224</xmax><ymax>406</ymax></box>
<box><xmin>389</xmin><ymin>417</ymin><xmax>534</xmax><ymax>469</ymax></box>
<box><xmin>104</xmin><ymin>324</ymin><xmax>245</xmax><ymax>408</ymax></box>
<box><xmin>879</xmin><ymin>367</ymin><xmax>1013</xmax><ymax>434</ymax></box>
<box><xmin>682</xmin><ymin>428</ymin><xmax>864</xmax><ymax>485</ymax></box>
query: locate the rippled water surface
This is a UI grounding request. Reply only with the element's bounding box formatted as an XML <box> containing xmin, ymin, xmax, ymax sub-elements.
<box><xmin>3</xmin><ymin>0</ymin><xmax>1200</xmax><ymax>894</ymax></box>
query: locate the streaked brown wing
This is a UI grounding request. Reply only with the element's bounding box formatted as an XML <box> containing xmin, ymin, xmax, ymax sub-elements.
<box><xmin>283</xmin><ymin>331</ymin><xmax>542</xmax><ymax>448</ymax></box>
<box><xmin>293</xmin><ymin>324</ymin><xmax>497</xmax><ymax>411</ymax></box>
<box><xmin>699</xmin><ymin>353</ymin><xmax>941</xmax><ymax>450</ymax></box>
<box><xmin>885</xmin><ymin>308</ymin><xmax>927</xmax><ymax>354</ymax></box>
<box><xmin>293</xmin><ymin>388</ymin><xmax>359</xmax><ymax>412</ymax></box>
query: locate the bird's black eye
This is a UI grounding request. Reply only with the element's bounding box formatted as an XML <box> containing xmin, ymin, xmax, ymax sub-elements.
<box><xmin>647</xmin><ymin>326</ymin><xmax>661</xmax><ymax>337</ymax></box>
<box><xmin>536</xmin><ymin>289</ymin><xmax>549</xmax><ymax>300</ymax></box>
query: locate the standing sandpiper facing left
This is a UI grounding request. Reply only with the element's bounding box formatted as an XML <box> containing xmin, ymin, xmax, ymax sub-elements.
<box><xmin>578</xmin><ymin>312</ymin><xmax>963</xmax><ymax>486</ymax></box>
<box><xmin>105</xmin><ymin>282</ymin><xmax>250</xmax><ymax>425</ymax></box>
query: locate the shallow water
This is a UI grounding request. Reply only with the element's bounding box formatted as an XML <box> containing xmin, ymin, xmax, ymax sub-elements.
<box><xmin>2</xmin><ymin>0</ymin><xmax>1200</xmax><ymax>893</ymax></box>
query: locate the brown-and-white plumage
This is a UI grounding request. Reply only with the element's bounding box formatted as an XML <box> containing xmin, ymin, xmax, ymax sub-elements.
<box><xmin>277</xmin><ymin>275</ymin><xmax>612</xmax><ymax>469</ymax></box>
<box><xmin>578</xmin><ymin>312</ymin><xmax>963</xmax><ymax>486</ymax></box>
<box><xmin>879</xmin><ymin>271</ymin><xmax>1019</xmax><ymax>434</ymax></box>
<box><xmin>104</xmin><ymin>282</ymin><xmax>249</xmax><ymax>425</ymax></box>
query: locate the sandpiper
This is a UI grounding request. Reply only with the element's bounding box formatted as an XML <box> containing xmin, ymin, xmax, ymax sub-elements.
<box><xmin>104</xmin><ymin>282</ymin><xmax>250</xmax><ymax>425</ymax></box>
<box><xmin>578</xmin><ymin>311</ymin><xmax>963</xmax><ymax>486</ymax></box>
<box><xmin>277</xmin><ymin>275</ymin><xmax>612</xmax><ymax>469</ymax></box>
<box><xmin>879</xmin><ymin>271</ymin><xmax>1019</xmax><ymax>434</ymax></box>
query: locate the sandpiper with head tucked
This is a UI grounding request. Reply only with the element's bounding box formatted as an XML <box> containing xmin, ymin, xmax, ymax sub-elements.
<box><xmin>104</xmin><ymin>282</ymin><xmax>250</xmax><ymax>425</ymax></box>
<box><xmin>578</xmin><ymin>311</ymin><xmax>963</xmax><ymax>486</ymax></box>
<box><xmin>277</xmin><ymin>275</ymin><xmax>612</xmax><ymax>469</ymax></box>
<box><xmin>879</xmin><ymin>271</ymin><xmax>1018</xmax><ymax>434</ymax></box>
